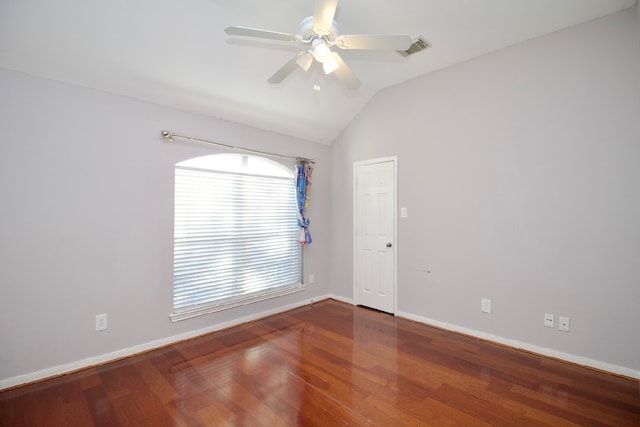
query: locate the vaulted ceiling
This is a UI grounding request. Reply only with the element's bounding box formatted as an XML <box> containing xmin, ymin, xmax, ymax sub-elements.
<box><xmin>1</xmin><ymin>0</ymin><xmax>635</xmax><ymax>144</ymax></box>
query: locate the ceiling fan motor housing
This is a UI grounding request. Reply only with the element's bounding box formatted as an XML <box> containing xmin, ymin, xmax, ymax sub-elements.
<box><xmin>299</xmin><ymin>16</ymin><xmax>339</xmax><ymax>44</ymax></box>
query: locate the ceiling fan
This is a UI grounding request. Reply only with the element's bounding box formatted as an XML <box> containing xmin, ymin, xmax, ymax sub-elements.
<box><xmin>224</xmin><ymin>0</ymin><xmax>413</xmax><ymax>90</ymax></box>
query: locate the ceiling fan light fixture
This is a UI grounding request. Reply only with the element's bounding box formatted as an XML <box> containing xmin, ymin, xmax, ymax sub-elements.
<box><xmin>296</xmin><ymin>52</ymin><xmax>313</xmax><ymax>71</ymax></box>
<box><xmin>311</xmin><ymin>39</ymin><xmax>331</xmax><ymax>63</ymax></box>
<box><xmin>322</xmin><ymin>59</ymin><xmax>338</xmax><ymax>74</ymax></box>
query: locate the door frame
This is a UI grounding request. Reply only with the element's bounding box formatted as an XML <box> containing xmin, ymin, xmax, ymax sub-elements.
<box><xmin>352</xmin><ymin>155</ymin><xmax>398</xmax><ymax>313</ymax></box>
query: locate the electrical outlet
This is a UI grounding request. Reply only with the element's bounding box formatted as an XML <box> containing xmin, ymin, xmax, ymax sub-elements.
<box><xmin>559</xmin><ymin>316</ymin><xmax>570</xmax><ymax>332</ymax></box>
<box><xmin>481</xmin><ymin>298</ymin><xmax>491</xmax><ymax>314</ymax></box>
<box><xmin>95</xmin><ymin>313</ymin><xmax>108</xmax><ymax>331</ymax></box>
<box><xmin>308</xmin><ymin>274</ymin><xmax>315</xmax><ymax>284</ymax></box>
<box><xmin>544</xmin><ymin>313</ymin><xmax>554</xmax><ymax>328</ymax></box>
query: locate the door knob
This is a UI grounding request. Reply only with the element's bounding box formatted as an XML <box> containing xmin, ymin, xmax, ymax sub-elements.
<box><xmin>386</xmin><ymin>242</ymin><xmax>392</xmax><ymax>248</ymax></box>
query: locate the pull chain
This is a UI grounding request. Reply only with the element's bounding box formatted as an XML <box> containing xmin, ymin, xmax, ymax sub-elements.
<box><xmin>313</xmin><ymin>66</ymin><xmax>320</xmax><ymax>91</ymax></box>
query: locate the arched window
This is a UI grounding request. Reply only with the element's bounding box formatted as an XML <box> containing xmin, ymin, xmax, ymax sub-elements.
<box><xmin>172</xmin><ymin>154</ymin><xmax>303</xmax><ymax>321</ymax></box>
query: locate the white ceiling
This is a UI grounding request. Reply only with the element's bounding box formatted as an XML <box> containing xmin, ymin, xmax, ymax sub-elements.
<box><xmin>1</xmin><ymin>0</ymin><xmax>635</xmax><ymax>144</ymax></box>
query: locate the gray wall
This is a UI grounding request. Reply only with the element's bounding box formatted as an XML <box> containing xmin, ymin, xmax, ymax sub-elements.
<box><xmin>330</xmin><ymin>8</ymin><xmax>640</xmax><ymax>375</ymax></box>
<box><xmin>0</xmin><ymin>69</ymin><xmax>331</xmax><ymax>385</ymax></box>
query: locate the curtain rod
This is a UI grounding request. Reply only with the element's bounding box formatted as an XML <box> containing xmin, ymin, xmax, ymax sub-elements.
<box><xmin>161</xmin><ymin>130</ymin><xmax>316</xmax><ymax>164</ymax></box>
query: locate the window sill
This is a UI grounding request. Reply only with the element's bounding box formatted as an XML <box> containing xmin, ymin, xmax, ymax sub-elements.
<box><xmin>170</xmin><ymin>283</ymin><xmax>305</xmax><ymax>322</ymax></box>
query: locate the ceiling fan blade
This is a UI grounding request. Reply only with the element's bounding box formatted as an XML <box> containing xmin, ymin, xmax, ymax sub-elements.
<box><xmin>225</xmin><ymin>26</ymin><xmax>298</xmax><ymax>42</ymax></box>
<box><xmin>337</xmin><ymin>34</ymin><xmax>413</xmax><ymax>50</ymax></box>
<box><xmin>268</xmin><ymin>55</ymin><xmax>303</xmax><ymax>84</ymax></box>
<box><xmin>312</xmin><ymin>0</ymin><xmax>338</xmax><ymax>35</ymax></box>
<box><xmin>329</xmin><ymin>52</ymin><xmax>361</xmax><ymax>90</ymax></box>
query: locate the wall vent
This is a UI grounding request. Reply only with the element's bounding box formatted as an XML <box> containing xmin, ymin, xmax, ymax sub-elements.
<box><xmin>398</xmin><ymin>36</ymin><xmax>431</xmax><ymax>57</ymax></box>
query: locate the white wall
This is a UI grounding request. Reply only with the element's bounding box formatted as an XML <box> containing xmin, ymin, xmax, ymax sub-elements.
<box><xmin>0</xmin><ymin>69</ymin><xmax>331</xmax><ymax>386</ymax></box>
<box><xmin>330</xmin><ymin>8</ymin><xmax>640</xmax><ymax>376</ymax></box>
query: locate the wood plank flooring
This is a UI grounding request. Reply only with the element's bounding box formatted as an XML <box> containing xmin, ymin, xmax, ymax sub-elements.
<box><xmin>1</xmin><ymin>299</ymin><xmax>638</xmax><ymax>426</ymax></box>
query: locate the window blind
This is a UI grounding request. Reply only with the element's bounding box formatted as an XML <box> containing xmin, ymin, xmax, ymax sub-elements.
<box><xmin>172</xmin><ymin>166</ymin><xmax>302</xmax><ymax>320</ymax></box>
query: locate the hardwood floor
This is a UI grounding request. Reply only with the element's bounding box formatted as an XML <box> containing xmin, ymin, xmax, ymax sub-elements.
<box><xmin>1</xmin><ymin>299</ymin><xmax>638</xmax><ymax>426</ymax></box>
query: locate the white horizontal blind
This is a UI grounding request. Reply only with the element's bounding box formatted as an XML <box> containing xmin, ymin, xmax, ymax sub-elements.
<box><xmin>173</xmin><ymin>164</ymin><xmax>302</xmax><ymax>320</ymax></box>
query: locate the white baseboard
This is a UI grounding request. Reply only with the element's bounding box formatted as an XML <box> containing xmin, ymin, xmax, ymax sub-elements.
<box><xmin>4</xmin><ymin>296</ymin><xmax>636</xmax><ymax>391</ymax></box>
<box><xmin>0</xmin><ymin>295</ymin><xmax>332</xmax><ymax>391</ymax></box>
<box><xmin>396</xmin><ymin>310</ymin><xmax>640</xmax><ymax>380</ymax></box>
<box><xmin>328</xmin><ymin>294</ymin><xmax>354</xmax><ymax>304</ymax></box>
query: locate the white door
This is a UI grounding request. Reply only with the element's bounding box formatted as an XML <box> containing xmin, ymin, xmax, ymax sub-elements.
<box><xmin>353</xmin><ymin>157</ymin><xmax>396</xmax><ymax>313</ymax></box>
